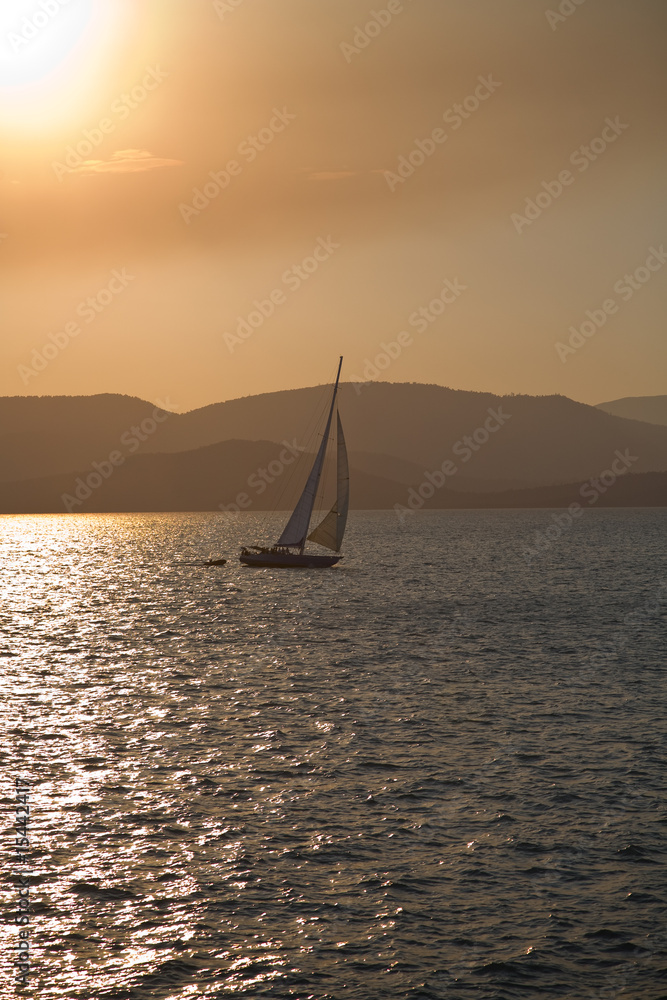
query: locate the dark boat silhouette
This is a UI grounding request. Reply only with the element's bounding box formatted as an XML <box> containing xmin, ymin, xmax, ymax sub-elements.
<box><xmin>240</xmin><ymin>357</ymin><xmax>349</xmax><ymax>569</ymax></box>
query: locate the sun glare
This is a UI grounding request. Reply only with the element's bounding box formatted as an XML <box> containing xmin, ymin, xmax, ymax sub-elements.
<box><xmin>0</xmin><ymin>0</ymin><xmax>124</xmax><ymax>132</ymax></box>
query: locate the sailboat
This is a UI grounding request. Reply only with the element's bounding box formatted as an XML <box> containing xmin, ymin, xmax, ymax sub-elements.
<box><xmin>239</xmin><ymin>357</ymin><xmax>349</xmax><ymax>568</ymax></box>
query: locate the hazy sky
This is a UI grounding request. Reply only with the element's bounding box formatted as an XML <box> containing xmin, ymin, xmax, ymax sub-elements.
<box><xmin>1</xmin><ymin>0</ymin><xmax>665</xmax><ymax>409</ymax></box>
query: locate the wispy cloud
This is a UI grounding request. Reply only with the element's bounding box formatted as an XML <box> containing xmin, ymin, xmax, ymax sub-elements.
<box><xmin>73</xmin><ymin>149</ymin><xmax>184</xmax><ymax>175</ymax></box>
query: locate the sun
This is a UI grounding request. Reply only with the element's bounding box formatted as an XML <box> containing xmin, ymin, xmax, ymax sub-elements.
<box><xmin>0</xmin><ymin>0</ymin><xmax>125</xmax><ymax>133</ymax></box>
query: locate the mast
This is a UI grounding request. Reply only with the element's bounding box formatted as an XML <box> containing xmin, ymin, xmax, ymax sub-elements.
<box><xmin>333</xmin><ymin>355</ymin><xmax>343</xmax><ymax>394</ymax></box>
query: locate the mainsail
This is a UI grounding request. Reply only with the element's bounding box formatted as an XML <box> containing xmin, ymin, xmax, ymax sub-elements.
<box><xmin>308</xmin><ymin>412</ymin><xmax>349</xmax><ymax>552</ymax></box>
<box><xmin>276</xmin><ymin>358</ymin><xmax>342</xmax><ymax>550</ymax></box>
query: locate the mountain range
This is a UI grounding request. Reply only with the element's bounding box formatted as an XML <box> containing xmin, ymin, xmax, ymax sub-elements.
<box><xmin>1</xmin><ymin>385</ymin><xmax>665</xmax><ymax>512</ymax></box>
<box><xmin>596</xmin><ymin>394</ymin><xmax>667</xmax><ymax>427</ymax></box>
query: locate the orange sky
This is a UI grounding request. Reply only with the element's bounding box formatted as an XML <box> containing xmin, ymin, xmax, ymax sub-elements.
<box><xmin>1</xmin><ymin>0</ymin><xmax>665</xmax><ymax>409</ymax></box>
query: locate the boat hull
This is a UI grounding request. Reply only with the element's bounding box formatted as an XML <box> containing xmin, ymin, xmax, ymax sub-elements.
<box><xmin>240</xmin><ymin>550</ymin><xmax>342</xmax><ymax>568</ymax></box>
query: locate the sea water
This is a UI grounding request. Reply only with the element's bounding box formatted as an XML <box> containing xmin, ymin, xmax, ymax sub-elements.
<box><xmin>2</xmin><ymin>510</ymin><xmax>666</xmax><ymax>999</ymax></box>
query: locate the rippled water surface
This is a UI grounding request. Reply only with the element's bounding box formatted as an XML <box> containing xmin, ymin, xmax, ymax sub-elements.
<box><xmin>2</xmin><ymin>510</ymin><xmax>666</xmax><ymax>999</ymax></box>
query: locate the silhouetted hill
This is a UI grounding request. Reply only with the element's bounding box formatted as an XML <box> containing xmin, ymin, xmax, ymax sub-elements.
<box><xmin>349</xmin><ymin>451</ymin><xmax>530</xmax><ymax>492</ymax></box>
<box><xmin>0</xmin><ymin>438</ymin><xmax>664</xmax><ymax>513</ymax></box>
<box><xmin>0</xmin><ymin>440</ymin><xmax>403</xmax><ymax>514</ymax></box>
<box><xmin>141</xmin><ymin>383</ymin><xmax>667</xmax><ymax>485</ymax></box>
<box><xmin>408</xmin><ymin>471</ymin><xmax>667</xmax><ymax>510</ymax></box>
<box><xmin>0</xmin><ymin>394</ymin><xmax>171</xmax><ymax>482</ymax></box>
<box><xmin>596</xmin><ymin>395</ymin><xmax>667</xmax><ymax>427</ymax></box>
<box><xmin>2</xmin><ymin>385</ymin><xmax>667</xmax><ymax>497</ymax></box>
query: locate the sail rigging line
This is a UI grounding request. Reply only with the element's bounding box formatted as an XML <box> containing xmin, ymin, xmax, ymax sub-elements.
<box><xmin>311</xmin><ymin>397</ymin><xmax>337</xmax><ymax>532</ymax></box>
<box><xmin>266</xmin><ymin>406</ymin><xmax>331</xmax><ymax>519</ymax></box>
<box><xmin>261</xmin><ymin>375</ymin><xmax>338</xmax><ymax>524</ymax></box>
<box><xmin>311</xmin><ymin>366</ymin><xmax>340</xmax><ymax>510</ymax></box>
<box><xmin>308</xmin><ymin>410</ymin><xmax>349</xmax><ymax>552</ymax></box>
